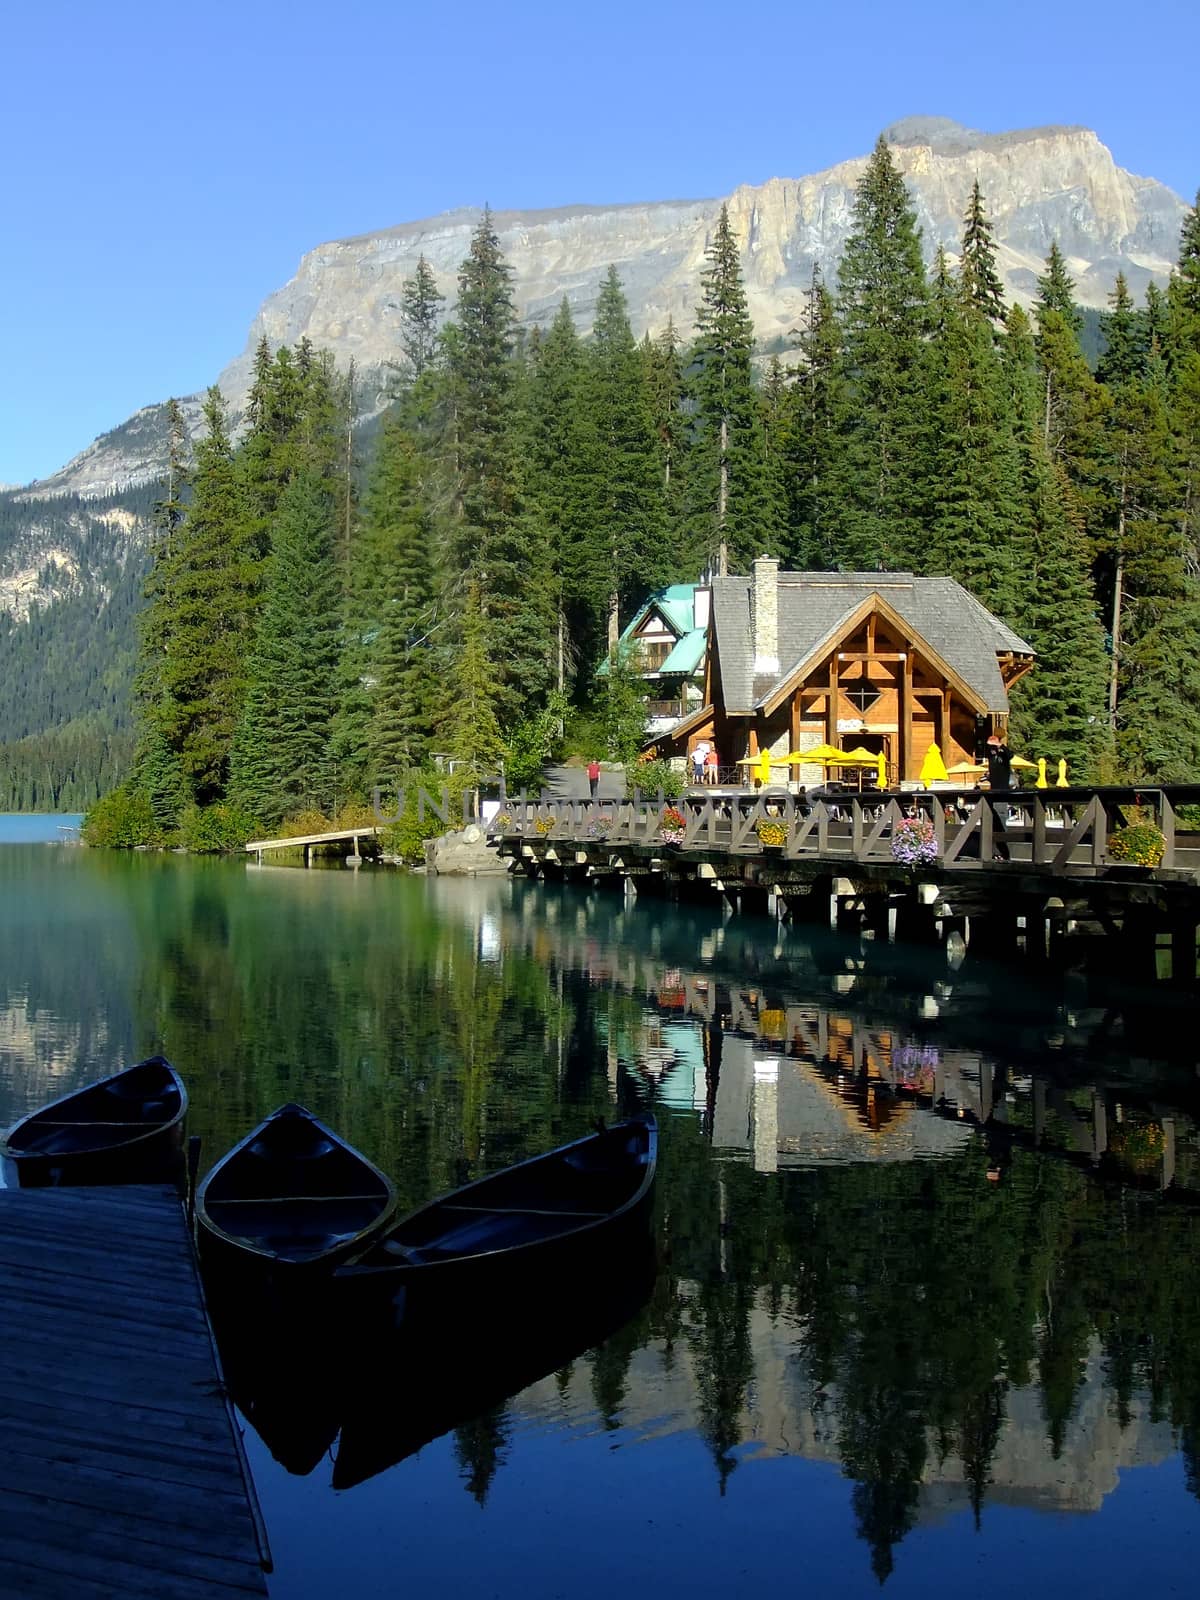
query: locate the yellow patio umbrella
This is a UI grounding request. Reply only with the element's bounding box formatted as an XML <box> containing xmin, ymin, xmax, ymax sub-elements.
<box><xmin>876</xmin><ymin>751</ymin><xmax>887</xmax><ymax>788</ymax></box>
<box><xmin>1056</xmin><ymin>758</ymin><xmax>1069</xmax><ymax>787</ymax></box>
<box><xmin>734</xmin><ymin>752</ymin><xmax>778</xmax><ymax>784</ymax></box>
<box><xmin>1035</xmin><ymin>757</ymin><xmax>1048</xmax><ymax>789</ymax></box>
<box><xmin>919</xmin><ymin>742</ymin><xmax>950</xmax><ymax>784</ymax></box>
<box><xmin>840</xmin><ymin>746</ymin><xmax>881</xmax><ymax>764</ymax></box>
<box><xmin>783</xmin><ymin>743</ymin><xmax>849</xmax><ymax>765</ymax></box>
<box><xmin>1011</xmin><ymin>755</ymin><xmax>1037</xmax><ymax>771</ymax></box>
<box><xmin>946</xmin><ymin>760</ymin><xmax>986</xmax><ymax>777</ymax></box>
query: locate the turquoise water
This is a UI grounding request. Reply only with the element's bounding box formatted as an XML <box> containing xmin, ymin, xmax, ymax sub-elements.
<box><xmin>0</xmin><ymin>812</ymin><xmax>82</xmax><ymax>843</ymax></box>
<box><xmin>1</xmin><ymin>844</ymin><xmax>1198</xmax><ymax>1598</ymax></box>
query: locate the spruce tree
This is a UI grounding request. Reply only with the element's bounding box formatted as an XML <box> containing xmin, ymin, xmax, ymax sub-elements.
<box><xmin>920</xmin><ymin>263</ymin><xmax>1021</xmax><ymax>607</ymax></box>
<box><xmin>960</xmin><ymin>180</ymin><xmax>1006</xmax><ymax>327</ymax></box>
<box><xmin>1168</xmin><ymin>191</ymin><xmax>1200</xmax><ymax>357</ymax></box>
<box><xmin>159</xmin><ymin>388</ymin><xmax>256</xmax><ymax>804</ymax></box>
<box><xmin>524</xmin><ymin>299</ymin><xmax>598</xmax><ymax>695</ymax></box>
<box><xmin>642</xmin><ymin>318</ymin><xmax>690</xmax><ymax>538</ymax></box>
<box><xmin>1002</xmin><ymin>307</ymin><xmax>1110</xmax><ymax>773</ymax></box>
<box><xmin>438</xmin><ymin>580</ymin><xmax>505</xmax><ymax>781</ymax></box>
<box><xmin>787</xmin><ymin>267</ymin><xmax>851</xmax><ymax>568</ymax></box>
<box><xmin>229</xmin><ymin>473</ymin><xmax>343</xmax><ymax>824</ymax></box>
<box><xmin>365</xmin><ymin>412</ymin><xmax>439</xmax><ymax>775</ymax></box>
<box><xmin>1096</xmin><ymin>274</ymin><xmax>1143</xmax><ymax>387</ymax></box>
<box><xmin>690</xmin><ymin>205</ymin><xmax>772</xmax><ymax>574</ymax></box>
<box><xmin>132</xmin><ymin>397</ymin><xmax>190</xmax><ymax>827</ymax></box>
<box><xmin>442</xmin><ymin>209</ymin><xmax>556</xmax><ymax>723</ymax></box>
<box><xmin>400</xmin><ymin>255</ymin><xmax>445</xmax><ymax>380</ymax></box>
<box><xmin>1036</xmin><ymin>243</ymin><xmax>1083</xmax><ymax>333</ymax></box>
<box><xmin>588</xmin><ymin>266</ymin><xmax>666</xmax><ymax>637</ymax></box>
<box><xmin>836</xmin><ymin>135</ymin><xmax>929</xmax><ymax>568</ymax></box>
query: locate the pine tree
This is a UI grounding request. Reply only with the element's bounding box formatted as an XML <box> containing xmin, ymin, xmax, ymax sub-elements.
<box><xmin>1098</xmin><ymin>373</ymin><xmax>1200</xmax><ymax>775</ymax></box>
<box><xmin>1096</xmin><ymin>273</ymin><xmax>1143</xmax><ymax>387</ymax></box>
<box><xmin>787</xmin><ymin>267</ymin><xmax>851</xmax><ymax>568</ymax></box>
<box><xmin>1168</xmin><ymin>191</ymin><xmax>1200</xmax><ymax>358</ymax></box>
<box><xmin>836</xmin><ymin>135</ymin><xmax>929</xmax><ymax>568</ymax></box>
<box><xmin>438</xmin><ymin>580</ymin><xmax>505</xmax><ymax>781</ymax></box>
<box><xmin>690</xmin><ymin>205</ymin><xmax>772</xmax><ymax>574</ymax></box>
<box><xmin>400</xmin><ymin>255</ymin><xmax>445</xmax><ymax>380</ymax></box>
<box><xmin>1036</xmin><ymin>243</ymin><xmax>1083</xmax><ymax>333</ymax></box>
<box><xmin>642</xmin><ymin>318</ymin><xmax>690</xmax><ymax>538</ymax></box>
<box><xmin>132</xmin><ymin>398</ymin><xmax>190</xmax><ymax>827</ymax></box>
<box><xmin>160</xmin><ymin>388</ymin><xmax>256</xmax><ymax>804</ymax></box>
<box><xmin>442</xmin><ymin>209</ymin><xmax>556</xmax><ymax>723</ymax></box>
<box><xmin>920</xmin><ymin>264</ymin><xmax>1021</xmax><ymax>607</ymax></box>
<box><xmin>960</xmin><ymin>180</ymin><xmax>1006</xmax><ymax>327</ymax></box>
<box><xmin>588</xmin><ymin>266</ymin><xmax>666</xmax><ymax>638</ymax></box>
<box><xmin>365</xmin><ymin>412</ymin><xmax>439</xmax><ymax>775</ymax></box>
<box><xmin>1002</xmin><ymin>306</ymin><xmax>1110</xmax><ymax>773</ymax></box>
<box><xmin>524</xmin><ymin>299</ymin><xmax>598</xmax><ymax>695</ymax></box>
<box><xmin>229</xmin><ymin>474</ymin><xmax>343</xmax><ymax>824</ymax></box>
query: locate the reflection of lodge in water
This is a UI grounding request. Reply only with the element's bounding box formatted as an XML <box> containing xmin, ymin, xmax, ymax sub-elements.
<box><xmin>628</xmin><ymin>981</ymin><xmax>1188</xmax><ymax>1189</ymax></box>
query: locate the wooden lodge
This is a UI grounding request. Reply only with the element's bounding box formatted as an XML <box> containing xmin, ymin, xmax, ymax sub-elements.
<box><xmin>649</xmin><ymin>559</ymin><xmax>1035</xmax><ymax>786</ymax></box>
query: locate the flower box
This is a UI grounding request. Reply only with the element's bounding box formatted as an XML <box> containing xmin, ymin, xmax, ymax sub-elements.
<box><xmin>890</xmin><ymin>815</ymin><xmax>938</xmax><ymax>866</ymax></box>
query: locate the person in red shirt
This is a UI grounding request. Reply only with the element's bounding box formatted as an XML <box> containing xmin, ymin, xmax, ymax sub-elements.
<box><xmin>587</xmin><ymin>758</ymin><xmax>600</xmax><ymax>799</ymax></box>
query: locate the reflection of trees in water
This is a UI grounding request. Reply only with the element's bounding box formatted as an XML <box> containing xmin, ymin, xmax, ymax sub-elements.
<box><xmin>454</xmin><ymin>1407</ymin><xmax>510</xmax><ymax>1506</ymax></box>
<box><xmin>30</xmin><ymin>859</ymin><xmax>1200</xmax><ymax>1556</ymax></box>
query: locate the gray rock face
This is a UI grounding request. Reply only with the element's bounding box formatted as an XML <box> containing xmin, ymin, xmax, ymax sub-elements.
<box><xmin>3</xmin><ymin>118</ymin><xmax>1189</xmax><ymax>548</ymax></box>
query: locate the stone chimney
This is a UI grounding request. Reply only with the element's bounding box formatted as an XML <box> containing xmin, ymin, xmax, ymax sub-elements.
<box><xmin>751</xmin><ymin>555</ymin><xmax>779</xmax><ymax>675</ymax></box>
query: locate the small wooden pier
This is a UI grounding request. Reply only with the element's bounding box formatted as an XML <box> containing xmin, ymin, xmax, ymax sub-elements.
<box><xmin>246</xmin><ymin>824</ymin><xmax>378</xmax><ymax>866</ymax></box>
<box><xmin>0</xmin><ymin>1183</ymin><xmax>270</xmax><ymax>1599</ymax></box>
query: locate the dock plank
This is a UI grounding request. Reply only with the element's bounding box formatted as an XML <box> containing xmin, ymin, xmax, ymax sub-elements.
<box><xmin>0</xmin><ymin>1185</ymin><xmax>269</xmax><ymax>1597</ymax></box>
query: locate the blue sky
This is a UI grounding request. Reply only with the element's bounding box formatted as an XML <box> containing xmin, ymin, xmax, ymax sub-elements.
<box><xmin>3</xmin><ymin>0</ymin><xmax>1198</xmax><ymax>485</ymax></box>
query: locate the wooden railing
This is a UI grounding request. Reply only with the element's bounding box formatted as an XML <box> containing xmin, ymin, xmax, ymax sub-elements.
<box><xmin>492</xmin><ymin>786</ymin><xmax>1200</xmax><ymax>879</ymax></box>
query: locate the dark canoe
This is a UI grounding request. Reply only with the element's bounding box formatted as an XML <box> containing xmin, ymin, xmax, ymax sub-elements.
<box><xmin>0</xmin><ymin>1056</ymin><xmax>188</xmax><ymax>1189</ymax></box>
<box><xmin>336</xmin><ymin>1115</ymin><xmax>657</xmax><ymax>1318</ymax></box>
<box><xmin>333</xmin><ymin>1239</ymin><xmax>656</xmax><ymax>1489</ymax></box>
<box><xmin>195</xmin><ymin>1103</ymin><xmax>396</xmax><ymax>1274</ymax></box>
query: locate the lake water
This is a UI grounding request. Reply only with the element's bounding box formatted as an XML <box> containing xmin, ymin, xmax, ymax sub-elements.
<box><xmin>1</xmin><ymin>842</ymin><xmax>1198</xmax><ymax>1597</ymax></box>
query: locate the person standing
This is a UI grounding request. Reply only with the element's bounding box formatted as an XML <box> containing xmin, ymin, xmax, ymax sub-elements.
<box><xmin>985</xmin><ymin>733</ymin><xmax>1013</xmax><ymax>860</ymax></box>
<box><xmin>587</xmin><ymin>758</ymin><xmax>600</xmax><ymax>799</ymax></box>
<box><xmin>691</xmin><ymin>743</ymin><xmax>707</xmax><ymax>786</ymax></box>
<box><xmin>705</xmin><ymin>746</ymin><xmax>719</xmax><ymax>785</ymax></box>
<box><xmin>985</xmin><ymin>733</ymin><xmax>1013</xmax><ymax>791</ymax></box>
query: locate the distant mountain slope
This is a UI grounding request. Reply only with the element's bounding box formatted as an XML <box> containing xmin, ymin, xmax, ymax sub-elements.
<box><xmin>18</xmin><ymin>118</ymin><xmax>1186</xmax><ymax>508</ymax></box>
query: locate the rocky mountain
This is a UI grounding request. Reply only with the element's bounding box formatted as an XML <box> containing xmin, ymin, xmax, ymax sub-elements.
<box><xmin>0</xmin><ymin>115</ymin><xmax>1188</xmax><ymax>738</ymax></box>
<box><xmin>14</xmin><ymin>116</ymin><xmax>1186</xmax><ymax>513</ymax></box>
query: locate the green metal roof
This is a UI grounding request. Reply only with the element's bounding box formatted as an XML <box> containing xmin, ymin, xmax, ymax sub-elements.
<box><xmin>617</xmin><ymin>583</ymin><xmax>702</xmax><ymax>646</ymax></box>
<box><xmin>658</xmin><ymin>627</ymin><xmax>706</xmax><ymax>675</ymax></box>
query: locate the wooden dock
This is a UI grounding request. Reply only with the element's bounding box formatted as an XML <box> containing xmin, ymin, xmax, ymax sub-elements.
<box><xmin>0</xmin><ymin>1184</ymin><xmax>270</xmax><ymax>1600</ymax></box>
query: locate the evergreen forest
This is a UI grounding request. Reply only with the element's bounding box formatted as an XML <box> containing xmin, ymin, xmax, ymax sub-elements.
<box><xmin>47</xmin><ymin>140</ymin><xmax>1200</xmax><ymax>837</ymax></box>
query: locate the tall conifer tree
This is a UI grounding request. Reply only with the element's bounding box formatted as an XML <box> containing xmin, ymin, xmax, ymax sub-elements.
<box><xmin>589</xmin><ymin>266</ymin><xmax>665</xmax><ymax>639</ymax></box>
<box><xmin>229</xmin><ymin>474</ymin><xmax>342</xmax><ymax>823</ymax></box>
<box><xmin>836</xmin><ymin>135</ymin><xmax>929</xmax><ymax>568</ymax></box>
<box><xmin>690</xmin><ymin>205</ymin><xmax>772</xmax><ymax>574</ymax></box>
<box><xmin>960</xmin><ymin>180</ymin><xmax>1006</xmax><ymax>327</ymax></box>
<box><xmin>159</xmin><ymin>389</ymin><xmax>256</xmax><ymax>804</ymax></box>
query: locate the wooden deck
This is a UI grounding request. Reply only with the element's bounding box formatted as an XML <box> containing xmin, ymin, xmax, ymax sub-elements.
<box><xmin>0</xmin><ymin>1184</ymin><xmax>270</xmax><ymax>1599</ymax></box>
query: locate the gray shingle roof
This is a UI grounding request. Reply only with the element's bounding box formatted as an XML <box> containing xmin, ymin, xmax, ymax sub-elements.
<box><xmin>711</xmin><ymin>571</ymin><xmax>1034</xmax><ymax>715</ymax></box>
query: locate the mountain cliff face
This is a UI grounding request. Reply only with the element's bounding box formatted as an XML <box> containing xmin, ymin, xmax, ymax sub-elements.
<box><xmin>2</xmin><ymin>117</ymin><xmax>1188</xmax><ymax>612</ymax></box>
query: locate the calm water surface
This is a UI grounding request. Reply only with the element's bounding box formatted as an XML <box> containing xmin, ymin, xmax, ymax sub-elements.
<box><xmin>1</xmin><ymin>841</ymin><xmax>1199</xmax><ymax>1597</ymax></box>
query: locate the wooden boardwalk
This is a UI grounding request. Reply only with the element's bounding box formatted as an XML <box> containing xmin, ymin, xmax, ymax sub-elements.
<box><xmin>0</xmin><ymin>1184</ymin><xmax>270</xmax><ymax>1599</ymax></box>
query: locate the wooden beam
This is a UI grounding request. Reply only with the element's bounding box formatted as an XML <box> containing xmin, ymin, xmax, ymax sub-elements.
<box><xmin>827</xmin><ymin>655</ymin><xmax>840</xmax><ymax>749</ymax></box>
<box><xmin>835</xmin><ymin>651</ymin><xmax>908</xmax><ymax>663</ymax></box>
<box><xmin>901</xmin><ymin>652</ymin><xmax>913</xmax><ymax>781</ymax></box>
<box><xmin>790</xmin><ymin>693</ymin><xmax>801</xmax><ymax>783</ymax></box>
<box><xmin>938</xmin><ymin>686</ymin><xmax>950</xmax><ymax>756</ymax></box>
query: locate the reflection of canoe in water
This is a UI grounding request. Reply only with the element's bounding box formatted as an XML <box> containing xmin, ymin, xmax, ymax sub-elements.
<box><xmin>0</xmin><ymin>1057</ymin><xmax>188</xmax><ymax>1189</ymax></box>
<box><xmin>333</xmin><ymin>1243</ymin><xmax>657</xmax><ymax>1490</ymax></box>
<box><xmin>196</xmin><ymin>1104</ymin><xmax>396</xmax><ymax>1274</ymax></box>
<box><xmin>338</xmin><ymin>1115</ymin><xmax>656</xmax><ymax>1317</ymax></box>
<box><xmin>207</xmin><ymin>1279</ymin><xmax>343</xmax><ymax>1477</ymax></box>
